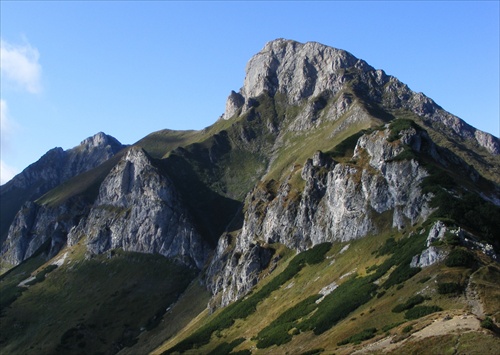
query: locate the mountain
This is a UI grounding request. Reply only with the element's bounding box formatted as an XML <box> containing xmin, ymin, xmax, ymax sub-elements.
<box><xmin>1</xmin><ymin>39</ymin><xmax>499</xmax><ymax>354</ymax></box>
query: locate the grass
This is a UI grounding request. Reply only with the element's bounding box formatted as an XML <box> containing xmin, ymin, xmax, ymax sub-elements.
<box><xmin>0</xmin><ymin>250</ymin><xmax>48</xmax><ymax>313</ymax></box>
<box><xmin>164</xmin><ymin>243</ymin><xmax>332</xmax><ymax>353</ymax></box>
<box><xmin>0</xmin><ymin>244</ymin><xmax>197</xmax><ymax>355</ymax></box>
<box><xmin>149</xmin><ymin>223</ymin><xmax>491</xmax><ymax>354</ymax></box>
<box><xmin>36</xmin><ymin>150</ymin><xmax>127</xmax><ymax>207</ymax></box>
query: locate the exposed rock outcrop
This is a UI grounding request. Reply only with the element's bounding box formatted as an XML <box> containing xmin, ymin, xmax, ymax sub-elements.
<box><xmin>207</xmin><ymin>126</ymin><xmax>435</xmax><ymax>307</ymax></box>
<box><xmin>2</xmin><ymin>132</ymin><xmax>123</xmax><ymax>192</ymax></box>
<box><xmin>2</xmin><ymin>198</ymin><xmax>88</xmax><ymax>265</ymax></box>
<box><xmin>0</xmin><ymin>132</ymin><xmax>125</xmax><ymax>246</ymax></box>
<box><xmin>1</xmin><ymin>132</ymin><xmax>125</xmax><ymax>264</ymax></box>
<box><xmin>224</xmin><ymin>39</ymin><xmax>499</xmax><ymax>154</ymax></box>
<box><xmin>68</xmin><ymin>147</ymin><xmax>210</xmax><ymax>269</ymax></box>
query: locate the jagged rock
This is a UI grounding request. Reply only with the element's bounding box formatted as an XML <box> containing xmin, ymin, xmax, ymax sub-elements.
<box><xmin>224</xmin><ymin>90</ymin><xmax>245</xmax><ymax>120</ymax></box>
<box><xmin>2</xmin><ymin>132</ymin><xmax>123</xmax><ymax>192</ymax></box>
<box><xmin>2</xmin><ymin>39</ymin><xmax>499</xmax><ymax>320</ymax></box>
<box><xmin>68</xmin><ymin>147</ymin><xmax>210</xmax><ymax>269</ymax></box>
<box><xmin>2</xmin><ymin>198</ymin><xmax>88</xmax><ymax>265</ymax></box>
<box><xmin>241</xmin><ymin>39</ymin><xmax>373</xmax><ymax>106</ymax></box>
<box><xmin>411</xmin><ymin>246</ymin><xmax>447</xmax><ymax>268</ymax></box>
<box><xmin>207</xmin><ymin>126</ymin><xmax>434</xmax><ymax>307</ymax></box>
<box><xmin>228</xmin><ymin>39</ymin><xmax>499</xmax><ymax>154</ymax></box>
<box><xmin>1</xmin><ymin>132</ymin><xmax>124</xmax><ymax>264</ymax></box>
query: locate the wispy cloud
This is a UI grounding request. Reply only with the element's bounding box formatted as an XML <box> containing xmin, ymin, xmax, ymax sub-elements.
<box><xmin>0</xmin><ymin>99</ymin><xmax>19</xmax><ymax>184</ymax></box>
<box><xmin>0</xmin><ymin>37</ymin><xmax>42</xmax><ymax>184</ymax></box>
<box><xmin>1</xmin><ymin>38</ymin><xmax>42</xmax><ymax>93</ymax></box>
<box><xmin>0</xmin><ymin>160</ymin><xmax>18</xmax><ymax>185</ymax></box>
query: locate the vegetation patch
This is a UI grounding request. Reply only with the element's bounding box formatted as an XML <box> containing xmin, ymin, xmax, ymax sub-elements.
<box><xmin>207</xmin><ymin>337</ymin><xmax>245</xmax><ymax>355</ymax></box>
<box><xmin>255</xmin><ymin>295</ymin><xmax>321</xmax><ymax>348</ymax></box>
<box><xmin>382</xmin><ymin>322</ymin><xmax>405</xmax><ymax>332</ymax></box>
<box><xmin>404</xmin><ymin>305</ymin><xmax>442</xmax><ymax>320</ymax></box>
<box><xmin>437</xmin><ymin>282</ymin><xmax>463</xmax><ymax>295</ymax></box>
<box><xmin>445</xmin><ymin>248</ymin><xmax>475</xmax><ymax>268</ymax></box>
<box><xmin>327</xmin><ymin>130</ymin><xmax>365</xmax><ymax>158</ymax></box>
<box><xmin>370</xmin><ymin>233</ymin><xmax>426</xmax><ymax>288</ymax></box>
<box><xmin>24</xmin><ymin>264</ymin><xmax>58</xmax><ymax>286</ymax></box>
<box><xmin>390</xmin><ymin>145</ymin><xmax>417</xmax><ymax>162</ymax></box>
<box><xmin>418</xmin><ymin>276</ymin><xmax>432</xmax><ymax>284</ymax></box>
<box><xmin>300</xmin><ymin>276</ymin><xmax>378</xmax><ymax>335</ymax></box>
<box><xmin>387</xmin><ymin>119</ymin><xmax>420</xmax><ymax>142</ymax></box>
<box><xmin>427</xmin><ymin>190</ymin><xmax>500</xmax><ymax>250</ymax></box>
<box><xmin>337</xmin><ymin>327</ymin><xmax>377</xmax><ymax>346</ymax></box>
<box><xmin>392</xmin><ymin>295</ymin><xmax>426</xmax><ymax>313</ymax></box>
<box><xmin>0</xmin><ymin>249</ymin><xmax>196</xmax><ymax>355</ymax></box>
<box><xmin>299</xmin><ymin>349</ymin><xmax>324</xmax><ymax>355</ymax></box>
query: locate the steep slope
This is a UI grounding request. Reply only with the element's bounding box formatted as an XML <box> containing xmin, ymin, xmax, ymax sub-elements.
<box><xmin>0</xmin><ymin>132</ymin><xmax>125</xmax><ymax>248</ymax></box>
<box><xmin>1</xmin><ymin>39</ymin><xmax>499</xmax><ymax>355</ymax></box>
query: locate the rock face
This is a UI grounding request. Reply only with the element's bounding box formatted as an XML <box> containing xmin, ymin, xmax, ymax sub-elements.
<box><xmin>2</xmin><ymin>132</ymin><xmax>123</xmax><ymax>192</ymax></box>
<box><xmin>240</xmin><ymin>39</ymin><xmax>372</xmax><ymax>105</ymax></box>
<box><xmin>0</xmin><ymin>132</ymin><xmax>125</xmax><ymax>246</ymax></box>
<box><xmin>67</xmin><ymin>147</ymin><xmax>210</xmax><ymax>269</ymax></box>
<box><xmin>224</xmin><ymin>39</ymin><xmax>499</xmax><ymax>155</ymax></box>
<box><xmin>207</xmin><ymin>126</ymin><xmax>435</xmax><ymax>307</ymax></box>
<box><xmin>2</xmin><ymin>198</ymin><xmax>88</xmax><ymax>265</ymax></box>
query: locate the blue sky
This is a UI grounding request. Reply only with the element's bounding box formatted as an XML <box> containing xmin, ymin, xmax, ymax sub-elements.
<box><xmin>1</xmin><ymin>1</ymin><xmax>499</xmax><ymax>184</ymax></box>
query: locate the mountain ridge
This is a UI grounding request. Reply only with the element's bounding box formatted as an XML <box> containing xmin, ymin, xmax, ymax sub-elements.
<box><xmin>1</xmin><ymin>39</ymin><xmax>499</xmax><ymax>354</ymax></box>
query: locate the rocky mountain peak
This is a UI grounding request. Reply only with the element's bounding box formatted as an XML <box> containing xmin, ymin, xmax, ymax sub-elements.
<box><xmin>223</xmin><ymin>39</ymin><xmax>373</xmax><ymax>120</ymax></box>
<box><xmin>222</xmin><ymin>39</ymin><xmax>499</xmax><ymax>157</ymax></box>
<box><xmin>78</xmin><ymin>131</ymin><xmax>122</xmax><ymax>152</ymax></box>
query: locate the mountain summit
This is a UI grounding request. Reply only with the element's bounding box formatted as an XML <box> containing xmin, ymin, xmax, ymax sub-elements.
<box><xmin>1</xmin><ymin>39</ymin><xmax>499</xmax><ymax>354</ymax></box>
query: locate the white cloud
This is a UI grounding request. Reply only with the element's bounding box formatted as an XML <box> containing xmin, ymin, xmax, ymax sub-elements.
<box><xmin>1</xmin><ymin>38</ymin><xmax>42</xmax><ymax>93</ymax></box>
<box><xmin>1</xmin><ymin>99</ymin><xmax>16</xmax><ymax>149</ymax></box>
<box><xmin>1</xmin><ymin>99</ymin><xmax>19</xmax><ymax>184</ymax></box>
<box><xmin>0</xmin><ymin>160</ymin><xmax>18</xmax><ymax>185</ymax></box>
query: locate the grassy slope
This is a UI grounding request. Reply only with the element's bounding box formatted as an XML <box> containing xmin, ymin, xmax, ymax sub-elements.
<box><xmin>0</xmin><ymin>241</ymin><xmax>197</xmax><ymax>355</ymax></box>
<box><xmin>151</xmin><ymin>226</ymin><xmax>499</xmax><ymax>355</ymax></box>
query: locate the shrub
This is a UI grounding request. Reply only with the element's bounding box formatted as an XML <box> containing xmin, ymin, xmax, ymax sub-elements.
<box><xmin>402</xmin><ymin>325</ymin><xmax>413</xmax><ymax>333</ymax></box>
<box><xmin>329</xmin><ymin>131</ymin><xmax>365</xmax><ymax>158</ymax></box>
<box><xmin>377</xmin><ymin>237</ymin><xmax>397</xmax><ymax>256</ymax></box>
<box><xmin>418</xmin><ymin>276</ymin><xmax>431</xmax><ymax>284</ymax></box>
<box><xmin>445</xmin><ymin>249</ymin><xmax>475</xmax><ymax>268</ymax></box>
<box><xmin>382</xmin><ymin>264</ymin><xmax>421</xmax><ymax>289</ymax></box>
<box><xmin>167</xmin><ymin>244</ymin><xmax>330</xmax><ymax>353</ymax></box>
<box><xmin>480</xmin><ymin>317</ymin><xmax>495</xmax><ymax>331</ymax></box>
<box><xmin>300</xmin><ymin>349</ymin><xmax>324</xmax><ymax>355</ymax></box>
<box><xmin>392</xmin><ymin>295</ymin><xmax>425</xmax><ymax>313</ymax></box>
<box><xmin>207</xmin><ymin>338</ymin><xmax>245</xmax><ymax>355</ymax></box>
<box><xmin>25</xmin><ymin>264</ymin><xmax>58</xmax><ymax>286</ymax></box>
<box><xmin>437</xmin><ymin>282</ymin><xmax>463</xmax><ymax>295</ymax></box>
<box><xmin>404</xmin><ymin>305</ymin><xmax>442</xmax><ymax>320</ymax></box>
<box><xmin>337</xmin><ymin>328</ymin><xmax>377</xmax><ymax>346</ymax></box>
<box><xmin>300</xmin><ymin>277</ymin><xmax>377</xmax><ymax>335</ymax></box>
<box><xmin>387</xmin><ymin>119</ymin><xmax>418</xmax><ymax>142</ymax></box>
<box><xmin>390</xmin><ymin>146</ymin><xmax>417</xmax><ymax>162</ymax></box>
<box><xmin>382</xmin><ymin>322</ymin><xmax>404</xmax><ymax>332</ymax></box>
<box><xmin>231</xmin><ymin>351</ymin><xmax>251</xmax><ymax>355</ymax></box>
<box><xmin>256</xmin><ymin>295</ymin><xmax>320</xmax><ymax>348</ymax></box>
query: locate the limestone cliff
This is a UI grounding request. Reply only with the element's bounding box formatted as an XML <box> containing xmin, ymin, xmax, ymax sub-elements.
<box><xmin>206</xmin><ymin>125</ymin><xmax>437</xmax><ymax>306</ymax></box>
<box><xmin>224</xmin><ymin>39</ymin><xmax>499</xmax><ymax>155</ymax></box>
<box><xmin>0</xmin><ymin>132</ymin><xmax>125</xmax><ymax>245</ymax></box>
<box><xmin>68</xmin><ymin>147</ymin><xmax>210</xmax><ymax>269</ymax></box>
